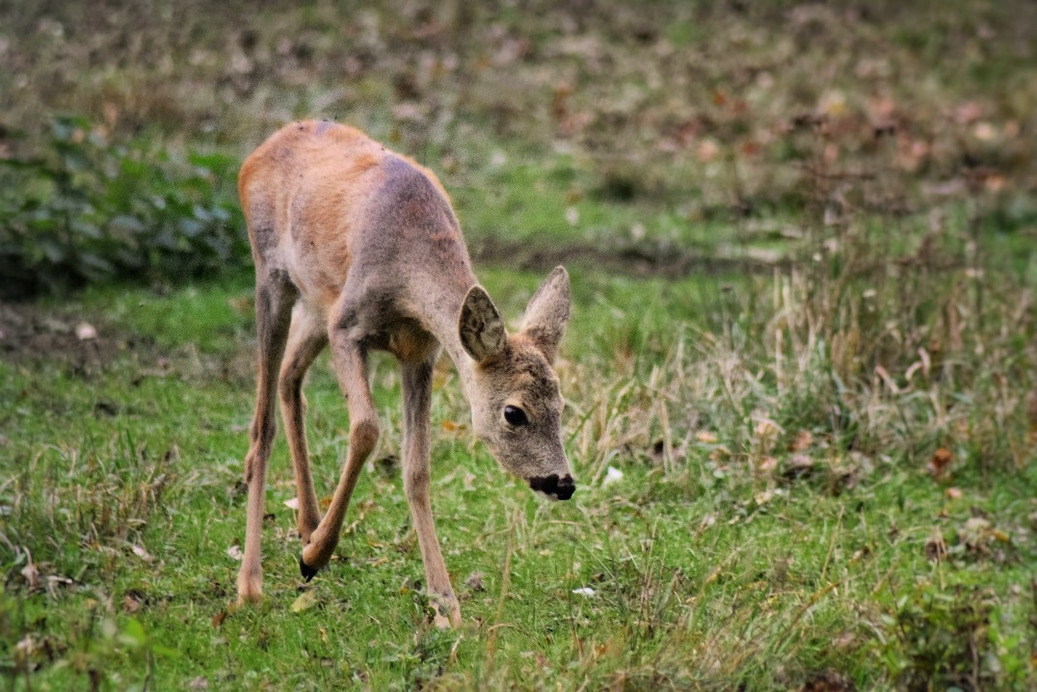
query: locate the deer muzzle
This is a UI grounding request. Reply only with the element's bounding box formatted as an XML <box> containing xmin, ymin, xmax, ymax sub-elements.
<box><xmin>529</xmin><ymin>473</ymin><xmax>575</xmax><ymax>500</ymax></box>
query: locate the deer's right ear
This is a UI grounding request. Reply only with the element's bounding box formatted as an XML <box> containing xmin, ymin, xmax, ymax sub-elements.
<box><xmin>459</xmin><ymin>286</ymin><xmax>507</xmax><ymax>364</ymax></box>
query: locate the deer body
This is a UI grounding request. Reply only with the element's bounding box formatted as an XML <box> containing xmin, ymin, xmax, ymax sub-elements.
<box><xmin>236</xmin><ymin>120</ymin><xmax>573</xmax><ymax>627</ymax></box>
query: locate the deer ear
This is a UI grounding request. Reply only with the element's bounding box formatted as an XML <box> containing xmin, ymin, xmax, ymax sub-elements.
<box><xmin>521</xmin><ymin>266</ymin><xmax>571</xmax><ymax>363</ymax></box>
<box><xmin>459</xmin><ymin>285</ymin><xmax>508</xmax><ymax>363</ymax></box>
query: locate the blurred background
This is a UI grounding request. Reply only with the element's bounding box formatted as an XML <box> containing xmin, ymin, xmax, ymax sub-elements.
<box><xmin>2</xmin><ymin>0</ymin><xmax>1035</xmax><ymax>297</ymax></box>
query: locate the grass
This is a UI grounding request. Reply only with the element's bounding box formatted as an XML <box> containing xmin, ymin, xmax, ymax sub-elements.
<box><xmin>2</xmin><ymin>0</ymin><xmax>1037</xmax><ymax>689</ymax></box>
<box><xmin>2</xmin><ymin>260</ymin><xmax>1034</xmax><ymax>689</ymax></box>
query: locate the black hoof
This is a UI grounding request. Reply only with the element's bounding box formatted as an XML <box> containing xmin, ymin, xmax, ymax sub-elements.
<box><xmin>299</xmin><ymin>555</ymin><xmax>319</xmax><ymax>582</ymax></box>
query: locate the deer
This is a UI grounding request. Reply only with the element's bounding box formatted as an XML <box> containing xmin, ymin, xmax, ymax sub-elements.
<box><xmin>235</xmin><ymin>120</ymin><xmax>575</xmax><ymax>627</ymax></box>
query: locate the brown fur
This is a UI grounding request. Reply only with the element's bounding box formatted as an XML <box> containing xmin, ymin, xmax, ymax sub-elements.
<box><xmin>236</xmin><ymin>120</ymin><xmax>573</xmax><ymax>627</ymax></box>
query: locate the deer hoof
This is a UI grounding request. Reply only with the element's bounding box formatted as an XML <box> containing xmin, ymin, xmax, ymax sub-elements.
<box><xmin>299</xmin><ymin>555</ymin><xmax>319</xmax><ymax>582</ymax></box>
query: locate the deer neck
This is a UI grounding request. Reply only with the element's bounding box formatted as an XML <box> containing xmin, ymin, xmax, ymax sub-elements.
<box><xmin>409</xmin><ymin>270</ymin><xmax>482</xmax><ymax>400</ymax></box>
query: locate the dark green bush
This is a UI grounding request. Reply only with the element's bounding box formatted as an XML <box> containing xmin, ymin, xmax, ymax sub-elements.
<box><xmin>0</xmin><ymin>116</ymin><xmax>246</xmax><ymax>298</ymax></box>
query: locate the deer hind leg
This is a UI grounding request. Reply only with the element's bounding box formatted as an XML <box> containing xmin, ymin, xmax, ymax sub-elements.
<box><xmin>299</xmin><ymin>326</ymin><xmax>379</xmax><ymax>579</ymax></box>
<box><xmin>401</xmin><ymin>355</ymin><xmax>461</xmax><ymax>628</ymax></box>
<box><xmin>238</xmin><ymin>271</ymin><xmax>297</xmax><ymax>604</ymax></box>
<box><xmin>278</xmin><ymin>302</ymin><xmax>328</xmax><ymax>543</ymax></box>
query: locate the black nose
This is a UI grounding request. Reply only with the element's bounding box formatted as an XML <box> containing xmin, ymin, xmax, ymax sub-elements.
<box><xmin>529</xmin><ymin>474</ymin><xmax>576</xmax><ymax>500</ymax></box>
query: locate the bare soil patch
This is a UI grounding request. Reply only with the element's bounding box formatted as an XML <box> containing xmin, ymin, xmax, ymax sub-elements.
<box><xmin>0</xmin><ymin>301</ymin><xmax>143</xmax><ymax>374</ymax></box>
<box><xmin>472</xmin><ymin>238</ymin><xmax>782</xmax><ymax>279</ymax></box>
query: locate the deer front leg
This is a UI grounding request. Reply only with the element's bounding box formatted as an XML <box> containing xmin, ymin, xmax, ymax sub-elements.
<box><xmin>299</xmin><ymin>329</ymin><xmax>378</xmax><ymax>578</ymax></box>
<box><xmin>401</xmin><ymin>356</ymin><xmax>461</xmax><ymax>628</ymax></box>
<box><xmin>238</xmin><ymin>276</ymin><xmax>296</xmax><ymax>604</ymax></box>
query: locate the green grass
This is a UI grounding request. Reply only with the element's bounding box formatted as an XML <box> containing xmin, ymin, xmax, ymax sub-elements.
<box><xmin>2</xmin><ymin>263</ymin><xmax>1034</xmax><ymax>689</ymax></box>
<box><xmin>2</xmin><ymin>0</ymin><xmax>1037</xmax><ymax>689</ymax></box>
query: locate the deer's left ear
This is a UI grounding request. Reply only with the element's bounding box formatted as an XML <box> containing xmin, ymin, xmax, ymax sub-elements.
<box><xmin>521</xmin><ymin>266</ymin><xmax>571</xmax><ymax>363</ymax></box>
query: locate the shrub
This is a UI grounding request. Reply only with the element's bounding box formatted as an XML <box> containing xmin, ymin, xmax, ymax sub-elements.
<box><xmin>0</xmin><ymin>116</ymin><xmax>247</xmax><ymax>298</ymax></box>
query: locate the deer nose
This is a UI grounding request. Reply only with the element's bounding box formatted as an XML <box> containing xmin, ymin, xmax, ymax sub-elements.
<box><xmin>529</xmin><ymin>474</ymin><xmax>576</xmax><ymax>501</ymax></box>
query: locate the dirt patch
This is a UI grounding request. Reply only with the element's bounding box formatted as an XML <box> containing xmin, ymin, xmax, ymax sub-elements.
<box><xmin>471</xmin><ymin>239</ymin><xmax>783</xmax><ymax>279</ymax></box>
<box><xmin>0</xmin><ymin>301</ymin><xmax>255</xmax><ymax>385</ymax></box>
<box><xmin>0</xmin><ymin>301</ymin><xmax>146</xmax><ymax>375</ymax></box>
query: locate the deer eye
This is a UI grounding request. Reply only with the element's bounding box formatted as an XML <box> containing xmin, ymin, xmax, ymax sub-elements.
<box><xmin>503</xmin><ymin>405</ymin><xmax>528</xmax><ymax>426</ymax></box>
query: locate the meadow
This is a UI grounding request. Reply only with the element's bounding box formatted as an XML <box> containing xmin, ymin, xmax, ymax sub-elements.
<box><xmin>1</xmin><ymin>1</ymin><xmax>1035</xmax><ymax>689</ymax></box>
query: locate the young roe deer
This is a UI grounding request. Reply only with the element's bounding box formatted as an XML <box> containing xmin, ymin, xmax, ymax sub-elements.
<box><xmin>236</xmin><ymin>120</ymin><xmax>574</xmax><ymax>627</ymax></box>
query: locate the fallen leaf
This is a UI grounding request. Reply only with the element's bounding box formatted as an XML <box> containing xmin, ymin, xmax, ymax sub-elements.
<box><xmin>972</xmin><ymin>121</ymin><xmax>997</xmax><ymax>141</ymax></box>
<box><xmin>211</xmin><ymin>610</ymin><xmax>227</xmax><ymax>628</ymax></box>
<box><xmin>695</xmin><ymin>430</ymin><xmax>718</xmax><ymax>444</ymax></box>
<box><xmin>123</xmin><ymin>593</ymin><xmax>142</xmax><ymax>613</ymax></box>
<box><xmin>131</xmin><ymin>544</ymin><xmax>153</xmax><ymax>561</ymax></box>
<box><xmin>291</xmin><ymin>590</ymin><xmax>319</xmax><ymax>613</ymax></box>
<box><xmin>790</xmin><ymin>429</ymin><xmax>814</xmax><ymax>452</ymax></box>
<box><xmin>928</xmin><ymin>448</ymin><xmax>953</xmax><ymax>478</ymax></box>
<box><xmin>696</xmin><ymin>139</ymin><xmax>720</xmax><ymax>162</ymax></box>
<box><xmin>754</xmin><ymin>456</ymin><xmax>778</xmax><ymax>476</ymax></box>
<box><xmin>945</xmin><ymin>487</ymin><xmax>963</xmax><ymax>500</ymax></box>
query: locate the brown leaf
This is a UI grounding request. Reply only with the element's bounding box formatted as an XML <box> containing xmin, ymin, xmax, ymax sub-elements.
<box><xmin>790</xmin><ymin>429</ymin><xmax>814</xmax><ymax>452</ymax></box>
<box><xmin>695</xmin><ymin>430</ymin><xmax>719</xmax><ymax>444</ymax></box>
<box><xmin>928</xmin><ymin>447</ymin><xmax>953</xmax><ymax>478</ymax></box>
<box><xmin>123</xmin><ymin>593</ymin><xmax>143</xmax><ymax>613</ymax></box>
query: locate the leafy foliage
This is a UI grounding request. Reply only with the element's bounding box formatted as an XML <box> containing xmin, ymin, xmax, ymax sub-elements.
<box><xmin>0</xmin><ymin>116</ymin><xmax>245</xmax><ymax>298</ymax></box>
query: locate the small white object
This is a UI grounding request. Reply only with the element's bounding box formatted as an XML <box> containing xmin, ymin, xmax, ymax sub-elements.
<box><xmin>602</xmin><ymin>466</ymin><xmax>623</xmax><ymax>487</ymax></box>
<box><xmin>226</xmin><ymin>545</ymin><xmax>243</xmax><ymax>561</ymax></box>
<box><xmin>572</xmin><ymin>587</ymin><xmax>596</xmax><ymax>597</ymax></box>
<box><xmin>283</xmin><ymin>497</ymin><xmax>300</xmax><ymax>510</ymax></box>
<box><xmin>76</xmin><ymin>322</ymin><xmax>98</xmax><ymax>340</ymax></box>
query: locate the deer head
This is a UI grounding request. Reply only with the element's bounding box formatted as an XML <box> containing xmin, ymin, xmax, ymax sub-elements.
<box><xmin>458</xmin><ymin>267</ymin><xmax>574</xmax><ymax>500</ymax></box>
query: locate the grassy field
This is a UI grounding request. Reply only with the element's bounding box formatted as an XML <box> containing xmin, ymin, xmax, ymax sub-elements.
<box><xmin>2</xmin><ymin>1</ymin><xmax>1036</xmax><ymax>690</ymax></box>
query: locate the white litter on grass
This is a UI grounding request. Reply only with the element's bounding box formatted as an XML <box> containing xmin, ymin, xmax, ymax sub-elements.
<box><xmin>75</xmin><ymin>322</ymin><xmax>97</xmax><ymax>341</ymax></box>
<box><xmin>226</xmin><ymin>545</ymin><xmax>243</xmax><ymax>561</ymax></box>
<box><xmin>131</xmin><ymin>544</ymin><xmax>153</xmax><ymax>561</ymax></box>
<box><xmin>572</xmin><ymin>587</ymin><xmax>596</xmax><ymax>597</ymax></box>
<box><xmin>283</xmin><ymin>497</ymin><xmax>300</xmax><ymax>510</ymax></box>
<box><xmin>602</xmin><ymin>466</ymin><xmax>624</xmax><ymax>487</ymax></box>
